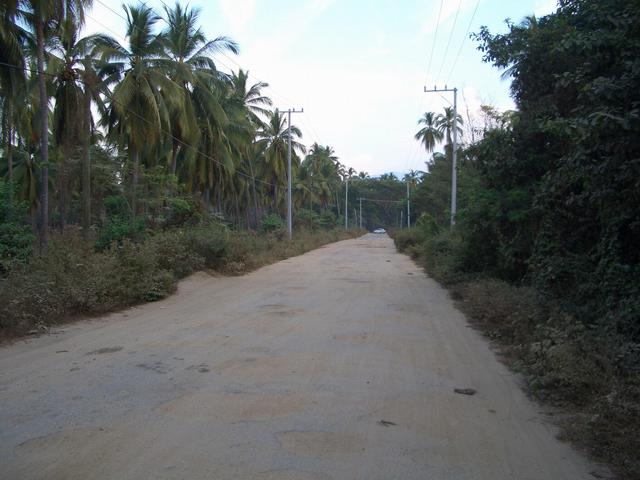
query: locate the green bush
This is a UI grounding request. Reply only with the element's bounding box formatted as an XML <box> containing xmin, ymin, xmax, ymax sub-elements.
<box><xmin>394</xmin><ymin>228</ymin><xmax>421</xmax><ymax>254</ymax></box>
<box><xmin>183</xmin><ymin>224</ymin><xmax>229</xmax><ymax>269</ymax></box>
<box><xmin>95</xmin><ymin>215</ymin><xmax>146</xmax><ymax>251</ymax></box>
<box><xmin>262</xmin><ymin>213</ymin><xmax>285</xmax><ymax>233</ymax></box>
<box><xmin>0</xmin><ymin>181</ymin><xmax>35</xmax><ymax>274</ymax></box>
<box><xmin>163</xmin><ymin>197</ymin><xmax>198</xmax><ymax>228</ymax></box>
<box><xmin>318</xmin><ymin>210</ymin><xmax>336</xmax><ymax>229</ymax></box>
<box><xmin>295</xmin><ymin>209</ymin><xmax>320</xmax><ymax>230</ymax></box>
<box><xmin>147</xmin><ymin>230</ymin><xmax>204</xmax><ymax>278</ymax></box>
<box><xmin>103</xmin><ymin>195</ymin><xmax>130</xmax><ymax>217</ymax></box>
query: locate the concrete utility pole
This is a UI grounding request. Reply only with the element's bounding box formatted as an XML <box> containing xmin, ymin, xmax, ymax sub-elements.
<box><xmin>359</xmin><ymin>197</ymin><xmax>363</xmax><ymax>230</ymax></box>
<box><xmin>407</xmin><ymin>181</ymin><xmax>411</xmax><ymax>229</ymax></box>
<box><xmin>344</xmin><ymin>177</ymin><xmax>349</xmax><ymax>230</ymax></box>
<box><xmin>400</xmin><ymin>209</ymin><xmax>403</xmax><ymax>229</ymax></box>
<box><xmin>424</xmin><ymin>85</ymin><xmax>458</xmax><ymax>227</ymax></box>
<box><xmin>277</xmin><ymin>107</ymin><xmax>303</xmax><ymax>239</ymax></box>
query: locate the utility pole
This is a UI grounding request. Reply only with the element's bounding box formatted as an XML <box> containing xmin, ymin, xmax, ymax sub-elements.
<box><xmin>344</xmin><ymin>177</ymin><xmax>348</xmax><ymax>230</ymax></box>
<box><xmin>359</xmin><ymin>197</ymin><xmax>363</xmax><ymax>230</ymax></box>
<box><xmin>407</xmin><ymin>181</ymin><xmax>411</xmax><ymax>229</ymax></box>
<box><xmin>276</xmin><ymin>107</ymin><xmax>303</xmax><ymax>239</ymax></box>
<box><xmin>400</xmin><ymin>209</ymin><xmax>403</xmax><ymax>229</ymax></box>
<box><xmin>424</xmin><ymin>85</ymin><xmax>458</xmax><ymax>227</ymax></box>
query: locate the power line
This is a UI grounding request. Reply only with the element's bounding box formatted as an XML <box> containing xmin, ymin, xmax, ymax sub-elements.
<box><xmin>445</xmin><ymin>0</ymin><xmax>480</xmax><ymax>85</ymax></box>
<box><xmin>424</xmin><ymin>0</ymin><xmax>444</xmax><ymax>85</ymax></box>
<box><xmin>435</xmin><ymin>0</ymin><xmax>463</xmax><ymax>84</ymax></box>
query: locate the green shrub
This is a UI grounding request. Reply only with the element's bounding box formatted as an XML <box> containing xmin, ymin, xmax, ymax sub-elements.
<box><xmin>0</xmin><ymin>181</ymin><xmax>35</xmax><ymax>274</ymax></box>
<box><xmin>147</xmin><ymin>230</ymin><xmax>204</xmax><ymax>278</ymax></box>
<box><xmin>318</xmin><ymin>211</ymin><xmax>336</xmax><ymax>229</ymax></box>
<box><xmin>163</xmin><ymin>197</ymin><xmax>197</xmax><ymax>227</ymax></box>
<box><xmin>421</xmin><ymin>230</ymin><xmax>468</xmax><ymax>285</ymax></box>
<box><xmin>295</xmin><ymin>209</ymin><xmax>320</xmax><ymax>230</ymax></box>
<box><xmin>184</xmin><ymin>224</ymin><xmax>229</xmax><ymax>268</ymax></box>
<box><xmin>103</xmin><ymin>195</ymin><xmax>130</xmax><ymax>217</ymax></box>
<box><xmin>262</xmin><ymin>213</ymin><xmax>285</xmax><ymax>233</ymax></box>
<box><xmin>394</xmin><ymin>228</ymin><xmax>421</xmax><ymax>253</ymax></box>
<box><xmin>95</xmin><ymin>215</ymin><xmax>146</xmax><ymax>251</ymax></box>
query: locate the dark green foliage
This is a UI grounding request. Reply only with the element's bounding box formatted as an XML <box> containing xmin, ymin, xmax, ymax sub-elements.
<box><xmin>182</xmin><ymin>224</ymin><xmax>229</xmax><ymax>269</ymax></box>
<box><xmin>163</xmin><ymin>197</ymin><xmax>198</xmax><ymax>227</ymax></box>
<box><xmin>95</xmin><ymin>215</ymin><xmax>147</xmax><ymax>251</ymax></box>
<box><xmin>318</xmin><ymin>210</ymin><xmax>336</xmax><ymax>229</ymax></box>
<box><xmin>295</xmin><ymin>208</ymin><xmax>320</xmax><ymax>230</ymax></box>
<box><xmin>261</xmin><ymin>213</ymin><xmax>285</xmax><ymax>233</ymax></box>
<box><xmin>472</xmin><ymin>0</ymin><xmax>640</xmax><ymax>344</ymax></box>
<box><xmin>0</xmin><ymin>181</ymin><xmax>34</xmax><ymax>274</ymax></box>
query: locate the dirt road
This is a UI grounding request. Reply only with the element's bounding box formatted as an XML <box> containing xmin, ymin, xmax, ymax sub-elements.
<box><xmin>0</xmin><ymin>234</ymin><xmax>596</xmax><ymax>479</ymax></box>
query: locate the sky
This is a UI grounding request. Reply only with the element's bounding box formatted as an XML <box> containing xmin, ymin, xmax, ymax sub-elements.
<box><xmin>85</xmin><ymin>0</ymin><xmax>559</xmax><ymax>176</ymax></box>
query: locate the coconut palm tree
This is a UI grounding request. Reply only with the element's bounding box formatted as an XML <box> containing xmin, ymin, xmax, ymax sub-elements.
<box><xmin>414</xmin><ymin>111</ymin><xmax>443</xmax><ymax>154</ymax></box>
<box><xmin>99</xmin><ymin>3</ymin><xmax>182</xmax><ymax>215</ymax></box>
<box><xmin>50</xmin><ymin>14</ymin><xmax>115</xmax><ymax>230</ymax></box>
<box><xmin>161</xmin><ymin>2</ymin><xmax>238</xmax><ymax>176</ymax></box>
<box><xmin>436</xmin><ymin>107</ymin><xmax>464</xmax><ymax>149</ymax></box>
<box><xmin>0</xmin><ymin>2</ymin><xmax>30</xmax><ymax>198</ymax></box>
<box><xmin>257</xmin><ymin>109</ymin><xmax>305</xmax><ymax>212</ymax></box>
<box><xmin>15</xmin><ymin>0</ymin><xmax>92</xmax><ymax>245</ymax></box>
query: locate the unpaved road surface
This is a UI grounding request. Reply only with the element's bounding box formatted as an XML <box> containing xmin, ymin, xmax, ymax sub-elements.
<box><xmin>1</xmin><ymin>234</ymin><xmax>596</xmax><ymax>479</ymax></box>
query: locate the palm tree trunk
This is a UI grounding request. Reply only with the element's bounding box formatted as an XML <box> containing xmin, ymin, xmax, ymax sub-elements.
<box><xmin>6</xmin><ymin>103</ymin><xmax>13</xmax><ymax>205</ymax></box>
<box><xmin>81</xmin><ymin>91</ymin><xmax>91</xmax><ymax>237</ymax></box>
<box><xmin>234</xmin><ymin>191</ymin><xmax>240</xmax><ymax>228</ymax></box>
<box><xmin>36</xmin><ymin>16</ymin><xmax>49</xmax><ymax>247</ymax></box>
<box><xmin>131</xmin><ymin>146</ymin><xmax>139</xmax><ymax>217</ymax></box>
<box><xmin>247</xmin><ymin>156</ymin><xmax>259</xmax><ymax>228</ymax></box>
<box><xmin>245</xmin><ymin>188</ymin><xmax>251</xmax><ymax>229</ymax></box>
<box><xmin>170</xmin><ymin>143</ymin><xmax>179</xmax><ymax>175</ymax></box>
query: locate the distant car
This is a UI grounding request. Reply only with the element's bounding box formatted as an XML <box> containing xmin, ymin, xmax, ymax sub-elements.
<box><xmin>373</xmin><ymin>228</ymin><xmax>386</xmax><ymax>234</ymax></box>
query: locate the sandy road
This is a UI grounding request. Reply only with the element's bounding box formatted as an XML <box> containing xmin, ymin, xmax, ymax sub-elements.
<box><xmin>0</xmin><ymin>234</ymin><xmax>596</xmax><ymax>480</ymax></box>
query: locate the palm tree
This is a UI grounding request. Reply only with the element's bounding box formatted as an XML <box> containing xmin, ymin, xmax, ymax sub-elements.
<box><xmin>414</xmin><ymin>111</ymin><xmax>443</xmax><ymax>154</ymax></box>
<box><xmin>99</xmin><ymin>4</ymin><xmax>182</xmax><ymax>215</ymax></box>
<box><xmin>0</xmin><ymin>1</ymin><xmax>29</xmax><ymax>199</ymax></box>
<box><xmin>436</xmin><ymin>107</ymin><xmax>463</xmax><ymax>148</ymax></box>
<box><xmin>161</xmin><ymin>2</ymin><xmax>238</xmax><ymax>176</ymax></box>
<box><xmin>257</xmin><ymin>109</ymin><xmax>305</xmax><ymax>212</ymax></box>
<box><xmin>227</xmin><ymin>71</ymin><xmax>272</xmax><ymax>225</ymax></box>
<box><xmin>16</xmin><ymin>0</ymin><xmax>92</xmax><ymax>245</ymax></box>
<box><xmin>50</xmin><ymin>14</ymin><xmax>114</xmax><ymax>230</ymax></box>
<box><xmin>229</xmin><ymin>69</ymin><xmax>272</xmax><ymax>124</ymax></box>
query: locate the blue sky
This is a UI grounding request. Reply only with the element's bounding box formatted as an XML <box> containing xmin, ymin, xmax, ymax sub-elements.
<box><xmin>86</xmin><ymin>0</ymin><xmax>559</xmax><ymax>175</ymax></box>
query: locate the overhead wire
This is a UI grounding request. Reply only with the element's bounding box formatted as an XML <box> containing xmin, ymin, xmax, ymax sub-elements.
<box><xmin>445</xmin><ymin>0</ymin><xmax>480</xmax><ymax>85</ymax></box>
<box><xmin>424</xmin><ymin>0</ymin><xmax>444</xmax><ymax>87</ymax></box>
<box><xmin>435</xmin><ymin>0</ymin><xmax>463</xmax><ymax>85</ymax></box>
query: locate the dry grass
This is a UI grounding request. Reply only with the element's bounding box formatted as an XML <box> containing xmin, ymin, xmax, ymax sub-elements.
<box><xmin>0</xmin><ymin>226</ymin><xmax>360</xmax><ymax>339</ymax></box>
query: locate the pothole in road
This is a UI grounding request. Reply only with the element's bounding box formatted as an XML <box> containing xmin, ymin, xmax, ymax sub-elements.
<box><xmin>275</xmin><ymin>431</ymin><xmax>364</xmax><ymax>456</ymax></box>
<box><xmin>155</xmin><ymin>392</ymin><xmax>307</xmax><ymax>421</ymax></box>
<box><xmin>213</xmin><ymin>353</ymin><xmax>329</xmax><ymax>378</ymax></box>
<box><xmin>251</xmin><ymin>469</ymin><xmax>333</xmax><ymax>480</ymax></box>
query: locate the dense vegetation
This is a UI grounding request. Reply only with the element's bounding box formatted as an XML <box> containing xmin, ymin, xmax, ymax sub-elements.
<box><xmin>399</xmin><ymin>1</ymin><xmax>640</xmax><ymax>476</ymax></box>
